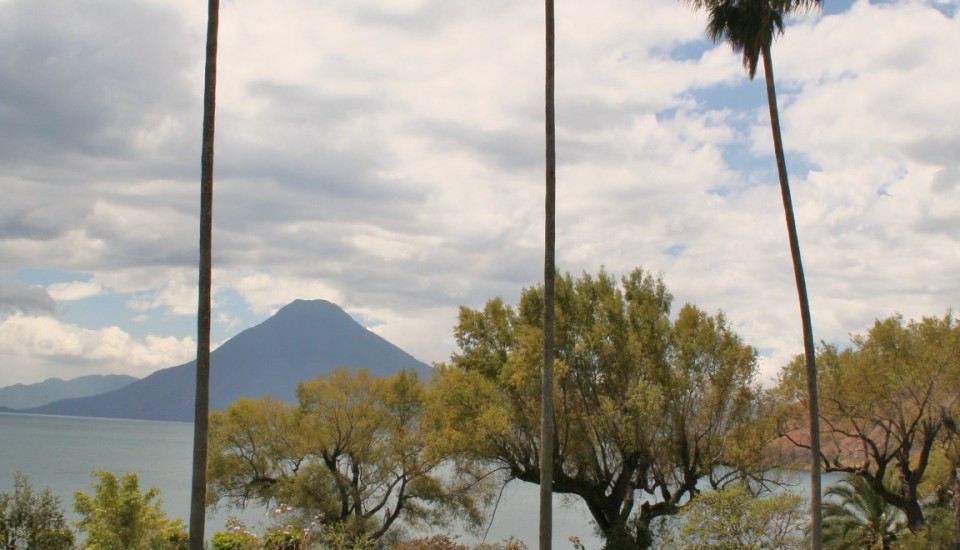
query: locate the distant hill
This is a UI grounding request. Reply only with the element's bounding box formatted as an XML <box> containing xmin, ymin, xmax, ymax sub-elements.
<box><xmin>0</xmin><ymin>374</ymin><xmax>137</xmax><ymax>410</ymax></box>
<box><xmin>26</xmin><ymin>300</ymin><xmax>432</xmax><ymax>422</ymax></box>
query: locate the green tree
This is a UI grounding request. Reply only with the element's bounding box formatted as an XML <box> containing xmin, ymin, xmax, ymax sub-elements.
<box><xmin>391</xmin><ymin>535</ymin><xmax>528</xmax><ymax>550</ymax></box>
<box><xmin>682</xmin><ymin>0</ymin><xmax>824</xmax><ymax>544</ymax></box>
<box><xmin>0</xmin><ymin>471</ymin><xmax>74</xmax><ymax>550</ymax></box>
<box><xmin>896</xmin><ymin>506</ymin><xmax>958</xmax><ymax>550</ymax></box>
<box><xmin>937</xmin><ymin>389</ymin><xmax>960</xmax><ymax>549</ymax></box>
<box><xmin>540</xmin><ymin>0</ymin><xmax>558</xmax><ymax>547</ymax></box>
<box><xmin>656</xmin><ymin>483</ymin><xmax>807</xmax><ymax>549</ymax></box>
<box><xmin>190</xmin><ymin>0</ymin><xmax>220</xmax><ymax>546</ymax></box>
<box><xmin>207</xmin><ymin>368</ymin><xmax>490</xmax><ymax>544</ymax></box>
<box><xmin>429</xmin><ymin>269</ymin><xmax>770</xmax><ymax>549</ymax></box>
<box><xmin>74</xmin><ymin>470</ymin><xmax>177</xmax><ymax>549</ymax></box>
<box><xmin>822</xmin><ymin>475</ymin><xmax>906</xmax><ymax>550</ymax></box>
<box><xmin>776</xmin><ymin>314</ymin><xmax>960</xmax><ymax>531</ymax></box>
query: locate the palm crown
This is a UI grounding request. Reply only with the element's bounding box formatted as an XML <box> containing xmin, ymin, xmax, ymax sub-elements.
<box><xmin>692</xmin><ymin>0</ymin><xmax>820</xmax><ymax>78</ymax></box>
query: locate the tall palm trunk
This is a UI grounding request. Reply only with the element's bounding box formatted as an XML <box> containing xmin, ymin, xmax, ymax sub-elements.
<box><xmin>189</xmin><ymin>0</ymin><xmax>219</xmax><ymax>547</ymax></box>
<box><xmin>761</xmin><ymin>43</ymin><xmax>822</xmax><ymax>550</ymax></box>
<box><xmin>540</xmin><ymin>1</ymin><xmax>557</xmax><ymax>549</ymax></box>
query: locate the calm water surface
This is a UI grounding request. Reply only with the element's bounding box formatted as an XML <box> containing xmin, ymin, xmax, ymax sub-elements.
<box><xmin>0</xmin><ymin>413</ymin><xmax>283</xmax><ymax>537</ymax></box>
<box><xmin>0</xmin><ymin>412</ymin><xmax>603</xmax><ymax>546</ymax></box>
<box><xmin>0</xmin><ymin>412</ymin><xmax>837</xmax><ymax>547</ymax></box>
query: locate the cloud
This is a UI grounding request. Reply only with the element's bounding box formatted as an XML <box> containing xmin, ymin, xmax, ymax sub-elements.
<box><xmin>0</xmin><ymin>0</ymin><xmax>958</xmax><ymax>387</ymax></box>
<box><xmin>0</xmin><ymin>0</ymin><xmax>197</xmax><ymax>172</ymax></box>
<box><xmin>0</xmin><ymin>281</ymin><xmax>56</xmax><ymax>314</ymax></box>
<box><xmin>0</xmin><ymin>312</ymin><xmax>195</xmax><ymax>386</ymax></box>
<box><xmin>46</xmin><ymin>281</ymin><xmax>104</xmax><ymax>301</ymax></box>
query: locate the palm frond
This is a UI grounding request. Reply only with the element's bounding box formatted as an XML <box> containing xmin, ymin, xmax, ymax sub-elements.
<box><xmin>689</xmin><ymin>0</ymin><xmax>815</xmax><ymax>79</ymax></box>
<box><xmin>822</xmin><ymin>475</ymin><xmax>907</xmax><ymax>549</ymax></box>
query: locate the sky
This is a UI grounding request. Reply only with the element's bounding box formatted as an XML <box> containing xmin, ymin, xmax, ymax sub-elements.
<box><xmin>0</xmin><ymin>0</ymin><xmax>957</xmax><ymax>388</ymax></box>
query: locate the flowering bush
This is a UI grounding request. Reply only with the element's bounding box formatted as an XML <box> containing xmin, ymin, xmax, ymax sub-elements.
<box><xmin>211</xmin><ymin>517</ymin><xmax>259</xmax><ymax>550</ymax></box>
<box><xmin>390</xmin><ymin>535</ymin><xmax>528</xmax><ymax>550</ymax></box>
<box><xmin>262</xmin><ymin>526</ymin><xmax>301</xmax><ymax>550</ymax></box>
<box><xmin>150</xmin><ymin>519</ymin><xmax>189</xmax><ymax>550</ymax></box>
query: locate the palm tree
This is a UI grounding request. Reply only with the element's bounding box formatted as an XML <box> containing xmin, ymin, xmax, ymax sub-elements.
<box><xmin>685</xmin><ymin>0</ymin><xmax>823</xmax><ymax>546</ymax></box>
<box><xmin>823</xmin><ymin>475</ymin><xmax>907</xmax><ymax>549</ymax></box>
<box><xmin>189</xmin><ymin>0</ymin><xmax>219</xmax><ymax>547</ymax></box>
<box><xmin>540</xmin><ymin>1</ymin><xmax>557</xmax><ymax>549</ymax></box>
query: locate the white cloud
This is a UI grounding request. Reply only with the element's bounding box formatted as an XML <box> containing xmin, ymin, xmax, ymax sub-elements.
<box><xmin>0</xmin><ymin>313</ymin><xmax>195</xmax><ymax>386</ymax></box>
<box><xmin>222</xmin><ymin>271</ymin><xmax>344</xmax><ymax>315</ymax></box>
<box><xmin>46</xmin><ymin>281</ymin><xmax>103</xmax><ymax>301</ymax></box>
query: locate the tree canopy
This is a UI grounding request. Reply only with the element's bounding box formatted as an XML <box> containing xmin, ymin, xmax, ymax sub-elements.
<box><xmin>775</xmin><ymin>313</ymin><xmax>960</xmax><ymax>530</ymax></box>
<box><xmin>0</xmin><ymin>471</ymin><xmax>74</xmax><ymax>550</ymax></box>
<box><xmin>73</xmin><ymin>471</ymin><xmax>183</xmax><ymax>550</ymax></box>
<box><xmin>207</xmin><ymin>368</ymin><xmax>490</xmax><ymax>544</ymax></box>
<box><xmin>656</xmin><ymin>483</ymin><xmax>806</xmax><ymax>549</ymax></box>
<box><xmin>428</xmin><ymin>268</ymin><xmax>770</xmax><ymax>549</ymax></box>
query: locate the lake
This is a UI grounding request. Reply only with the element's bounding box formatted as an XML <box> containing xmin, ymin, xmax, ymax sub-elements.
<box><xmin>0</xmin><ymin>412</ymin><xmax>832</xmax><ymax>548</ymax></box>
<box><xmin>0</xmin><ymin>412</ymin><xmax>604</xmax><ymax>547</ymax></box>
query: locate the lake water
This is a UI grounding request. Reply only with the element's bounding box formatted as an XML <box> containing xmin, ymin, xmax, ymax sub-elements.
<box><xmin>0</xmin><ymin>412</ymin><xmax>604</xmax><ymax>547</ymax></box>
<box><xmin>0</xmin><ymin>412</ymin><xmax>833</xmax><ymax>548</ymax></box>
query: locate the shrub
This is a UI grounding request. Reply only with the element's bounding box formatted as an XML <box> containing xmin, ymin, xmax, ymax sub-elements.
<box><xmin>390</xmin><ymin>535</ymin><xmax>528</xmax><ymax>550</ymax></box>
<box><xmin>895</xmin><ymin>506</ymin><xmax>957</xmax><ymax>549</ymax></box>
<box><xmin>73</xmin><ymin>470</ymin><xmax>179</xmax><ymax>550</ymax></box>
<box><xmin>0</xmin><ymin>471</ymin><xmax>74</xmax><ymax>549</ymax></box>
<box><xmin>391</xmin><ymin>535</ymin><xmax>471</xmax><ymax>550</ymax></box>
<box><xmin>150</xmin><ymin>519</ymin><xmax>189</xmax><ymax>550</ymax></box>
<box><xmin>262</xmin><ymin>525</ymin><xmax>301</xmax><ymax>550</ymax></box>
<box><xmin>210</xmin><ymin>518</ymin><xmax>259</xmax><ymax>550</ymax></box>
<box><xmin>210</xmin><ymin>530</ymin><xmax>258</xmax><ymax>550</ymax></box>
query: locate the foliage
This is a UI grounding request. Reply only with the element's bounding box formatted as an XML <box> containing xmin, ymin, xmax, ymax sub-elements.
<box><xmin>261</xmin><ymin>527</ymin><xmax>299</xmax><ymax>550</ymax></box>
<box><xmin>691</xmin><ymin>0</ymin><xmax>819</xmax><ymax>79</ymax></box>
<box><xmin>0</xmin><ymin>471</ymin><xmax>74</xmax><ymax>549</ymax></box>
<box><xmin>428</xmin><ymin>268</ymin><xmax>770</xmax><ymax>549</ymax></box>
<box><xmin>822</xmin><ymin>475</ymin><xmax>906</xmax><ymax>549</ymax></box>
<box><xmin>823</xmin><ymin>476</ymin><xmax>907</xmax><ymax>550</ymax></box>
<box><xmin>895</xmin><ymin>505</ymin><xmax>957</xmax><ymax>550</ymax></box>
<box><xmin>775</xmin><ymin>313</ymin><xmax>960</xmax><ymax>529</ymax></box>
<box><xmin>208</xmin><ymin>368</ymin><xmax>491</xmax><ymax>544</ymax></box>
<box><xmin>150</xmin><ymin>519</ymin><xmax>189</xmax><ymax>550</ymax></box>
<box><xmin>655</xmin><ymin>483</ymin><xmax>807</xmax><ymax>549</ymax></box>
<box><xmin>390</xmin><ymin>535</ymin><xmax>528</xmax><ymax>550</ymax></box>
<box><xmin>309</xmin><ymin>521</ymin><xmax>377</xmax><ymax>550</ymax></box>
<box><xmin>210</xmin><ymin>517</ymin><xmax>261</xmax><ymax>550</ymax></box>
<box><xmin>74</xmin><ymin>470</ymin><xmax>178</xmax><ymax>550</ymax></box>
<box><xmin>210</xmin><ymin>531</ymin><xmax>257</xmax><ymax>550</ymax></box>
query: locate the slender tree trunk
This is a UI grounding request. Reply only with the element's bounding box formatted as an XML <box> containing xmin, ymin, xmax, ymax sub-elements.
<box><xmin>761</xmin><ymin>43</ymin><xmax>822</xmax><ymax>550</ymax></box>
<box><xmin>540</xmin><ymin>1</ymin><xmax>556</xmax><ymax>549</ymax></box>
<box><xmin>189</xmin><ymin>0</ymin><xmax>219</xmax><ymax>548</ymax></box>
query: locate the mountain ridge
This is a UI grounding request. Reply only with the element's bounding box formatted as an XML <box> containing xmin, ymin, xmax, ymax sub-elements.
<box><xmin>0</xmin><ymin>374</ymin><xmax>138</xmax><ymax>410</ymax></box>
<box><xmin>25</xmin><ymin>299</ymin><xmax>432</xmax><ymax>422</ymax></box>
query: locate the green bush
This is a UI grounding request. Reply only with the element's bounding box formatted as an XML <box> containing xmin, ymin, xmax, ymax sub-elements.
<box><xmin>73</xmin><ymin>470</ymin><xmax>181</xmax><ymax>550</ymax></box>
<box><xmin>896</xmin><ymin>506</ymin><xmax>957</xmax><ymax>549</ymax></box>
<box><xmin>390</xmin><ymin>535</ymin><xmax>528</xmax><ymax>550</ymax></box>
<box><xmin>262</xmin><ymin>525</ymin><xmax>301</xmax><ymax>550</ymax></box>
<box><xmin>210</xmin><ymin>518</ymin><xmax>259</xmax><ymax>550</ymax></box>
<box><xmin>0</xmin><ymin>471</ymin><xmax>74</xmax><ymax>549</ymax></box>
<box><xmin>150</xmin><ymin>519</ymin><xmax>189</xmax><ymax>550</ymax></box>
<box><xmin>391</xmin><ymin>535</ymin><xmax>471</xmax><ymax>550</ymax></box>
<box><xmin>210</xmin><ymin>529</ymin><xmax>259</xmax><ymax>550</ymax></box>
